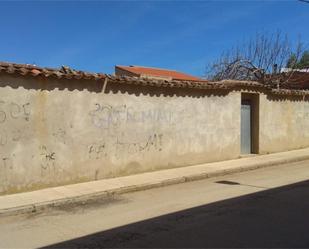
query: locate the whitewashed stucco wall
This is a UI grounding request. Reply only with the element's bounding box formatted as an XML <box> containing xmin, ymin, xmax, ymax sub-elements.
<box><xmin>259</xmin><ymin>94</ymin><xmax>309</xmax><ymax>153</ymax></box>
<box><xmin>0</xmin><ymin>75</ymin><xmax>241</xmax><ymax>195</ymax></box>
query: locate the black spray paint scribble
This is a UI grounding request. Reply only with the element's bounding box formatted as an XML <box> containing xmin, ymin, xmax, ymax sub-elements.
<box><xmin>0</xmin><ymin>100</ymin><xmax>31</xmax><ymax>124</ymax></box>
<box><xmin>88</xmin><ymin>143</ymin><xmax>107</xmax><ymax>160</ymax></box>
<box><xmin>0</xmin><ymin>129</ymin><xmax>23</xmax><ymax>146</ymax></box>
<box><xmin>87</xmin><ymin>134</ymin><xmax>164</xmax><ymax>161</ymax></box>
<box><xmin>0</xmin><ymin>155</ymin><xmax>14</xmax><ymax>183</ymax></box>
<box><xmin>39</xmin><ymin>145</ymin><xmax>56</xmax><ymax>177</ymax></box>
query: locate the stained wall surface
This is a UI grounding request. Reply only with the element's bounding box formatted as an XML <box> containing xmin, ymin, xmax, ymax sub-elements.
<box><xmin>0</xmin><ymin>75</ymin><xmax>241</xmax><ymax>195</ymax></box>
<box><xmin>259</xmin><ymin>94</ymin><xmax>309</xmax><ymax>153</ymax></box>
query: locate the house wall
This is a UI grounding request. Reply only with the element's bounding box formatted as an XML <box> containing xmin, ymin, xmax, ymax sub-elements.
<box><xmin>2</xmin><ymin>74</ymin><xmax>309</xmax><ymax>195</ymax></box>
<box><xmin>0</xmin><ymin>75</ymin><xmax>241</xmax><ymax>195</ymax></box>
<box><xmin>259</xmin><ymin>93</ymin><xmax>309</xmax><ymax>153</ymax></box>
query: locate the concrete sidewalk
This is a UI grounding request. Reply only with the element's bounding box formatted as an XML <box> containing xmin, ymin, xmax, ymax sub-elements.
<box><xmin>1</xmin><ymin>148</ymin><xmax>309</xmax><ymax>217</ymax></box>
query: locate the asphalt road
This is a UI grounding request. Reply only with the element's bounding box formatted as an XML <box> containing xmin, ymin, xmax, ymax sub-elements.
<box><xmin>1</xmin><ymin>160</ymin><xmax>309</xmax><ymax>248</ymax></box>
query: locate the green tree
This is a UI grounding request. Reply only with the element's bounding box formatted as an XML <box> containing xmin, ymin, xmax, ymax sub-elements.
<box><xmin>286</xmin><ymin>53</ymin><xmax>298</xmax><ymax>68</ymax></box>
<box><xmin>286</xmin><ymin>50</ymin><xmax>309</xmax><ymax>69</ymax></box>
<box><xmin>298</xmin><ymin>51</ymin><xmax>309</xmax><ymax>69</ymax></box>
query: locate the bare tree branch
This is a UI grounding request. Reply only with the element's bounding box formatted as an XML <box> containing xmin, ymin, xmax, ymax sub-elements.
<box><xmin>205</xmin><ymin>31</ymin><xmax>305</xmax><ymax>88</ymax></box>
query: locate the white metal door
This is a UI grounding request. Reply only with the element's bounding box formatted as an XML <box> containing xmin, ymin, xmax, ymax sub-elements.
<box><xmin>241</xmin><ymin>102</ymin><xmax>251</xmax><ymax>154</ymax></box>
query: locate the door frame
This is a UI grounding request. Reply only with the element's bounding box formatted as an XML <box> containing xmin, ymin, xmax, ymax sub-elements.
<box><xmin>241</xmin><ymin>93</ymin><xmax>259</xmax><ymax>154</ymax></box>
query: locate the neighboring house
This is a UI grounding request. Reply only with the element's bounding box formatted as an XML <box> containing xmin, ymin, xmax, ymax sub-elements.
<box><xmin>286</xmin><ymin>71</ymin><xmax>309</xmax><ymax>89</ymax></box>
<box><xmin>115</xmin><ymin>65</ymin><xmax>207</xmax><ymax>82</ymax></box>
<box><xmin>280</xmin><ymin>68</ymin><xmax>309</xmax><ymax>89</ymax></box>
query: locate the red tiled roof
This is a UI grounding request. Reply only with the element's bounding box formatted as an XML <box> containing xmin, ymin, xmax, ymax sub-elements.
<box><xmin>0</xmin><ymin>61</ymin><xmax>107</xmax><ymax>81</ymax></box>
<box><xmin>285</xmin><ymin>72</ymin><xmax>309</xmax><ymax>89</ymax></box>
<box><xmin>0</xmin><ymin>61</ymin><xmax>216</xmax><ymax>89</ymax></box>
<box><xmin>116</xmin><ymin>65</ymin><xmax>206</xmax><ymax>81</ymax></box>
<box><xmin>1</xmin><ymin>61</ymin><xmax>309</xmax><ymax>96</ymax></box>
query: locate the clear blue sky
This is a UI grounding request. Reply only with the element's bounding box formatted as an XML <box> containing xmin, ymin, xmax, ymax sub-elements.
<box><xmin>0</xmin><ymin>0</ymin><xmax>308</xmax><ymax>77</ymax></box>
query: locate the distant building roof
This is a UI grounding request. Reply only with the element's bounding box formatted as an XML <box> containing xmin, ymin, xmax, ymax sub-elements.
<box><xmin>283</xmin><ymin>71</ymin><xmax>309</xmax><ymax>90</ymax></box>
<box><xmin>277</xmin><ymin>68</ymin><xmax>309</xmax><ymax>89</ymax></box>
<box><xmin>115</xmin><ymin>65</ymin><xmax>206</xmax><ymax>82</ymax></box>
<box><xmin>281</xmin><ymin>68</ymin><xmax>309</xmax><ymax>73</ymax></box>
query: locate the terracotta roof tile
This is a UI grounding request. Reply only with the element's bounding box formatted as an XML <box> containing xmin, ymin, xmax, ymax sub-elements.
<box><xmin>116</xmin><ymin>65</ymin><xmax>206</xmax><ymax>82</ymax></box>
<box><xmin>0</xmin><ymin>61</ymin><xmax>309</xmax><ymax>96</ymax></box>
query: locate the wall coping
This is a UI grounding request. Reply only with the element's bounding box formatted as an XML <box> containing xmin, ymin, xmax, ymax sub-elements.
<box><xmin>1</xmin><ymin>61</ymin><xmax>309</xmax><ymax>96</ymax></box>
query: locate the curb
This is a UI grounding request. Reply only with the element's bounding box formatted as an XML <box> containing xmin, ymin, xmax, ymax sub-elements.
<box><xmin>1</xmin><ymin>152</ymin><xmax>309</xmax><ymax>217</ymax></box>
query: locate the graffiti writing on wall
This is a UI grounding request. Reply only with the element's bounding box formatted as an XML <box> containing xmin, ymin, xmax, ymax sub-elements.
<box><xmin>0</xmin><ymin>154</ymin><xmax>14</xmax><ymax>183</ymax></box>
<box><xmin>89</xmin><ymin>104</ymin><xmax>173</xmax><ymax>129</ymax></box>
<box><xmin>115</xmin><ymin>133</ymin><xmax>163</xmax><ymax>156</ymax></box>
<box><xmin>0</xmin><ymin>100</ymin><xmax>30</xmax><ymax>124</ymax></box>
<box><xmin>87</xmin><ymin>134</ymin><xmax>163</xmax><ymax>160</ymax></box>
<box><xmin>0</xmin><ymin>100</ymin><xmax>32</xmax><ymax>147</ymax></box>
<box><xmin>39</xmin><ymin>145</ymin><xmax>56</xmax><ymax>177</ymax></box>
<box><xmin>88</xmin><ymin>143</ymin><xmax>107</xmax><ymax>160</ymax></box>
<box><xmin>0</xmin><ymin>129</ymin><xmax>24</xmax><ymax>147</ymax></box>
<box><xmin>52</xmin><ymin>128</ymin><xmax>66</xmax><ymax>144</ymax></box>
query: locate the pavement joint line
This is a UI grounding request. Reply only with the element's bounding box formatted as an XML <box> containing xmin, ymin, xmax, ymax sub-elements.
<box><xmin>1</xmin><ymin>148</ymin><xmax>309</xmax><ymax>217</ymax></box>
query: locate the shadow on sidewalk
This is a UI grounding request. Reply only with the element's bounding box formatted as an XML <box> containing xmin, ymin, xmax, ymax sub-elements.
<box><xmin>44</xmin><ymin>180</ymin><xmax>309</xmax><ymax>248</ymax></box>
